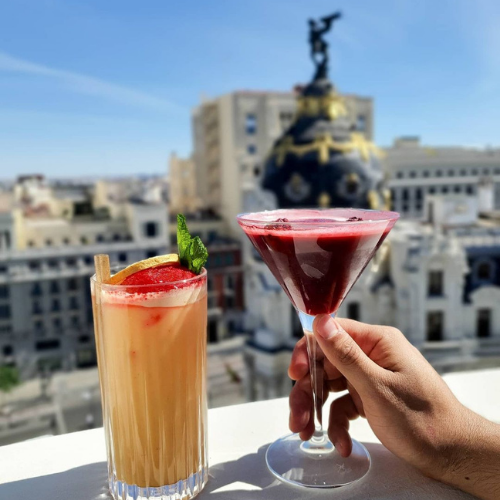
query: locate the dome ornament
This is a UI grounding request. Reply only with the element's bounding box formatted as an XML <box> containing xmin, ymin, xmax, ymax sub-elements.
<box><xmin>309</xmin><ymin>12</ymin><xmax>341</xmax><ymax>81</ymax></box>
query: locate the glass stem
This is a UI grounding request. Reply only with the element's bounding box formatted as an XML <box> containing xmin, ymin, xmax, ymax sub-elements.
<box><xmin>304</xmin><ymin>329</ymin><xmax>327</xmax><ymax>445</ymax></box>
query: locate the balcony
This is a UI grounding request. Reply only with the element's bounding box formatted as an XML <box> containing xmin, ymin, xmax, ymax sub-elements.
<box><xmin>0</xmin><ymin>368</ymin><xmax>497</xmax><ymax>499</ymax></box>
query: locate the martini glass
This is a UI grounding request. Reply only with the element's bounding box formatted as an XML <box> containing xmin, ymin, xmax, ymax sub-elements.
<box><xmin>237</xmin><ymin>208</ymin><xmax>399</xmax><ymax>488</ymax></box>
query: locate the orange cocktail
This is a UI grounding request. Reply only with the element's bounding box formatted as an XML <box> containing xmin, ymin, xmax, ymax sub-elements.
<box><xmin>92</xmin><ymin>265</ymin><xmax>208</xmax><ymax>500</ymax></box>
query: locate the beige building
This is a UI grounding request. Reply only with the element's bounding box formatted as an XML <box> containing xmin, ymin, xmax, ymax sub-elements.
<box><xmin>385</xmin><ymin>137</ymin><xmax>500</xmax><ymax>219</ymax></box>
<box><xmin>168</xmin><ymin>154</ymin><xmax>202</xmax><ymax>214</ymax></box>
<box><xmin>190</xmin><ymin>90</ymin><xmax>373</xmax><ymax>234</ymax></box>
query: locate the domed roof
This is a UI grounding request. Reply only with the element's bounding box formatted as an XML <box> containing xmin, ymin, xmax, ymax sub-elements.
<box><xmin>261</xmin><ymin>15</ymin><xmax>390</xmax><ymax>211</ymax></box>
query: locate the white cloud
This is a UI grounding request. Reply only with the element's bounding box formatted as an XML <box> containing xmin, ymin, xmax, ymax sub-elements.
<box><xmin>0</xmin><ymin>51</ymin><xmax>183</xmax><ymax>112</ymax></box>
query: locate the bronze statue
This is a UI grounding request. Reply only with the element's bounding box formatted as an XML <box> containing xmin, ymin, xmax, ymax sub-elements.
<box><xmin>309</xmin><ymin>12</ymin><xmax>341</xmax><ymax>80</ymax></box>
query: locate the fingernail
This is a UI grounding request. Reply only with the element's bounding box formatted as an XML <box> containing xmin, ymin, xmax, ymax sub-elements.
<box><xmin>314</xmin><ymin>315</ymin><xmax>339</xmax><ymax>340</ymax></box>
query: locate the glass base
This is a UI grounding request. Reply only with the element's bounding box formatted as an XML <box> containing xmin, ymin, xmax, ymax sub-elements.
<box><xmin>109</xmin><ymin>467</ymin><xmax>208</xmax><ymax>500</ymax></box>
<box><xmin>266</xmin><ymin>432</ymin><xmax>370</xmax><ymax>488</ymax></box>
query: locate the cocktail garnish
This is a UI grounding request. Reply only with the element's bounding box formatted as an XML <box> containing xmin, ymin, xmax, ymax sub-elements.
<box><xmin>106</xmin><ymin>254</ymin><xmax>180</xmax><ymax>285</ymax></box>
<box><xmin>177</xmin><ymin>214</ymin><xmax>209</xmax><ymax>274</ymax></box>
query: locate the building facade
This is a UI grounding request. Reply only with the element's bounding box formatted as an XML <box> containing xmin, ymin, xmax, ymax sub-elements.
<box><xmin>386</xmin><ymin>137</ymin><xmax>500</xmax><ymax>219</ymax></box>
<box><xmin>190</xmin><ymin>90</ymin><xmax>373</xmax><ymax>235</ymax></box>
<box><xmin>0</xmin><ymin>176</ymin><xmax>169</xmax><ymax>379</ymax></box>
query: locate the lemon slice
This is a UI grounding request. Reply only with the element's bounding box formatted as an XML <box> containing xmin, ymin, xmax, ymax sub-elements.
<box><xmin>106</xmin><ymin>254</ymin><xmax>180</xmax><ymax>285</ymax></box>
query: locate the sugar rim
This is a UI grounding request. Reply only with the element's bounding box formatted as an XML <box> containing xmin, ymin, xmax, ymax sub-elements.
<box><xmin>90</xmin><ymin>267</ymin><xmax>207</xmax><ymax>291</ymax></box>
<box><xmin>237</xmin><ymin>208</ymin><xmax>400</xmax><ymax>228</ymax></box>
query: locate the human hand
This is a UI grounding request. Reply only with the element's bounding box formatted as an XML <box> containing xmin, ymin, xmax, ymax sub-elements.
<box><xmin>288</xmin><ymin>316</ymin><xmax>500</xmax><ymax>500</ymax></box>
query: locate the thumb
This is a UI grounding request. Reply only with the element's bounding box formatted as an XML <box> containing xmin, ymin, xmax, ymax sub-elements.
<box><xmin>313</xmin><ymin>314</ymin><xmax>380</xmax><ymax>390</ymax></box>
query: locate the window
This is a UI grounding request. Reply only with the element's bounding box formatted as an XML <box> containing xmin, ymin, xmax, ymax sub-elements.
<box><xmin>427</xmin><ymin>311</ymin><xmax>444</xmax><ymax>341</ymax></box>
<box><xmin>29</xmin><ymin>261</ymin><xmax>40</xmax><ymax>271</ymax></box>
<box><xmin>410</xmin><ymin>171</ymin><xmax>416</xmax><ymax>178</ymax></box>
<box><xmin>96</xmin><ymin>235</ymin><xmax>104</xmax><ymax>243</ymax></box>
<box><xmin>144</xmin><ymin>222</ymin><xmax>158</xmax><ymax>238</ymax></box>
<box><xmin>416</xmin><ymin>188</ymin><xmax>423</xmax><ymax>200</ymax></box>
<box><xmin>3</xmin><ymin>345</ymin><xmax>13</xmax><ymax>356</ymax></box>
<box><xmin>460</xmin><ymin>169</ymin><xmax>467</xmax><ymax>176</ymax></box>
<box><xmin>495</xmin><ymin>168</ymin><xmax>500</xmax><ymax>175</ymax></box>
<box><xmin>113</xmin><ymin>234</ymin><xmax>121</xmax><ymax>242</ymax></box>
<box><xmin>81</xmin><ymin>236</ymin><xmax>89</xmax><ymax>245</ymax></box>
<box><xmin>69</xmin><ymin>297</ymin><xmax>79</xmax><ymax>311</ymax></box>
<box><xmin>208</xmin><ymin>320</ymin><xmax>218</xmax><ymax>343</ymax></box>
<box><xmin>466</xmin><ymin>185</ymin><xmax>474</xmax><ymax>195</ymax></box>
<box><xmin>476</xmin><ymin>261</ymin><xmax>493</xmax><ymax>281</ymax></box>
<box><xmin>226</xmin><ymin>295</ymin><xmax>235</xmax><ymax>309</ymax></box>
<box><xmin>247</xmin><ymin>144</ymin><xmax>257</xmax><ymax>155</ymax></box>
<box><xmin>347</xmin><ymin>302</ymin><xmax>360</xmax><ymax>321</ymax></box>
<box><xmin>53</xmin><ymin>317</ymin><xmax>62</xmax><ymax>332</ymax></box>
<box><xmin>84</xmin><ymin>256</ymin><xmax>92</xmax><ymax>265</ymax></box>
<box><xmin>66</xmin><ymin>258</ymin><xmax>77</xmax><ymax>267</ymax></box>
<box><xmin>448</xmin><ymin>170</ymin><xmax>455</xmax><ymax>177</ymax></box>
<box><xmin>436</xmin><ymin>170</ymin><xmax>442</xmax><ymax>177</ymax></box>
<box><xmin>45</xmin><ymin>239</ymin><xmax>52</xmax><ymax>246</ymax></box>
<box><xmin>254</xmin><ymin>166</ymin><xmax>261</xmax><ymax>177</ymax></box>
<box><xmin>32</xmin><ymin>301</ymin><xmax>43</xmax><ymax>315</ymax></box>
<box><xmin>402</xmin><ymin>204</ymin><xmax>409</xmax><ymax>212</ymax></box>
<box><xmin>442</xmin><ymin>187</ymin><xmax>449</xmax><ymax>194</ymax></box>
<box><xmin>0</xmin><ymin>266</ymin><xmax>7</xmax><ymax>275</ymax></box>
<box><xmin>146</xmin><ymin>250</ymin><xmax>157</xmax><ymax>259</ymax></box>
<box><xmin>35</xmin><ymin>339</ymin><xmax>60</xmax><ymax>351</ymax></box>
<box><xmin>279</xmin><ymin>111</ymin><xmax>295</xmax><ymax>131</ymax></box>
<box><xmin>0</xmin><ymin>285</ymin><xmax>8</xmax><ymax>299</ymax></box>
<box><xmin>226</xmin><ymin>275</ymin><xmax>234</xmax><ymax>290</ymax></box>
<box><xmin>63</xmin><ymin>238</ymin><xmax>71</xmax><ymax>245</ymax></box>
<box><xmin>0</xmin><ymin>324</ymin><xmax>12</xmax><ymax>334</ymax></box>
<box><xmin>50</xmin><ymin>282</ymin><xmax>60</xmax><ymax>294</ymax></box>
<box><xmin>423</xmin><ymin>171</ymin><xmax>429</xmax><ymax>178</ymax></box>
<box><xmin>68</xmin><ymin>278</ymin><xmax>78</xmax><ymax>291</ymax></box>
<box><xmin>454</xmin><ymin>186</ymin><xmax>461</xmax><ymax>193</ymax></box>
<box><xmin>396</xmin><ymin>172</ymin><xmax>403</xmax><ymax>179</ymax></box>
<box><xmin>428</xmin><ymin>271</ymin><xmax>444</xmax><ymax>296</ymax></box>
<box><xmin>356</xmin><ymin>115</ymin><xmax>366</xmax><ymax>132</ymax></box>
<box><xmin>245</xmin><ymin>113</ymin><xmax>257</xmax><ymax>134</ymax></box>
<box><xmin>477</xmin><ymin>309</ymin><xmax>491</xmax><ymax>338</ymax></box>
<box><xmin>47</xmin><ymin>260</ymin><xmax>58</xmax><ymax>270</ymax></box>
<box><xmin>416</xmin><ymin>203</ymin><xmax>422</xmax><ymax>211</ymax></box>
<box><xmin>71</xmin><ymin>315</ymin><xmax>80</xmax><ymax>328</ymax></box>
<box><xmin>483</xmin><ymin>168</ymin><xmax>490</xmax><ymax>176</ymax></box>
<box><xmin>118</xmin><ymin>252</ymin><xmax>127</xmax><ymax>263</ymax></box>
<box><xmin>472</xmin><ymin>169</ymin><xmax>478</xmax><ymax>176</ymax></box>
<box><xmin>0</xmin><ymin>305</ymin><xmax>10</xmax><ymax>319</ymax></box>
<box><xmin>429</xmin><ymin>187</ymin><xmax>436</xmax><ymax>194</ymax></box>
<box><xmin>78</xmin><ymin>334</ymin><xmax>91</xmax><ymax>344</ymax></box>
<box><xmin>51</xmin><ymin>299</ymin><xmax>60</xmax><ymax>312</ymax></box>
<box><xmin>34</xmin><ymin>320</ymin><xmax>44</xmax><ymax>334</ymax></box>
<box><xmin>28</xmin><ymin>240</ymin><xmax>35</xmax><ymax>247</ymax></box>
<box><xmin>402</xmin><ymin>188</ymin><xmax>409</xmax><ymax>200</ymax></box>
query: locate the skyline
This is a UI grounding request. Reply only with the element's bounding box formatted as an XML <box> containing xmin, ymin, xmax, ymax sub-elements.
<box><xmin>1</xmin><ymin>0</ymin><xmax>500</xmax><ymax>178</ymax></box>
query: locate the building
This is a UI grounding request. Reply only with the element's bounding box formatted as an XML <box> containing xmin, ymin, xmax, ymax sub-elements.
<box><xmin>0</xmin><ymin>176</ymin><xmax>169</xmax><ymax>379</ymax></box>
<box><xmin>386</xmin><ymin>137</ymin><xmax>500</xmax><ymax>219</ymax></box>
<box><xmin>168</xmin><ymin>212</ymin><xmax>245</xmax><ymax>343</ymax></box>
<box><xmin>190</xmin><ymin>89</ymin><xmax>374</xmax><ymax>235</ymax></box>
<box><xmin>168</xmin><ymin>153</ymin><xmax>202</xmax><ymax>214</ymax></box>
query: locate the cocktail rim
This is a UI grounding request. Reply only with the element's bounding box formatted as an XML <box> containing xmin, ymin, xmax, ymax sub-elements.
<box><xmin>90</xmin><ymin>267</ymin><xmax>207</xmax><ymax>290</ymax></box>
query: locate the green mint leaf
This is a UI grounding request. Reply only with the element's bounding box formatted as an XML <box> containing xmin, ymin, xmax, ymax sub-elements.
<box><xmin>177</xmin><ymin>214</ymin><xmax>191</xmax><ymax>263</ymax></box>
<box><xmin>189</xmin><ymin>236</ymin><xmax>209</xmax><ymax>274</ymax></box>
<box><xmin>176</xmin><ymin>213</ymin><xmax>209</xmax><ymax>274</ymax></box>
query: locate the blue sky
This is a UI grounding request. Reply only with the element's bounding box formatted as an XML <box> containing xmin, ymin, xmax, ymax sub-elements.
<box><xmin>0</xmin><ymin>0</ymin><xmax>499</xmax><ymax>178</ymax></box>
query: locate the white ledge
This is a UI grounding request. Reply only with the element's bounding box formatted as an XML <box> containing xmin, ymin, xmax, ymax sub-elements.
<box><xmin>1</xmin><ymin>369</ymin><xmax>498</xmax><ymax>499</ymax></box>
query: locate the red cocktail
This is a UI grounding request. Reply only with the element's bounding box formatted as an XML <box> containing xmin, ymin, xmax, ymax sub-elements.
<box><xmin>237</xmin><ymin>208</ymin><xmax>399</xmax><ymax>488</ymax></box>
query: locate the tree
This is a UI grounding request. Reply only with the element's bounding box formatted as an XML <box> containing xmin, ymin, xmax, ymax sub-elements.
<box><xmin>0</xmin><ymin>365</ymin><xmax>20</xmax><ymax>395</ymax></box>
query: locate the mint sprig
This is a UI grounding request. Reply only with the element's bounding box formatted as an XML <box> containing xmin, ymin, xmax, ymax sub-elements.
<box><xmin>177</xmin><ymin>214</ymin><xmax>208</xmax><ymax>274</ymax></box>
